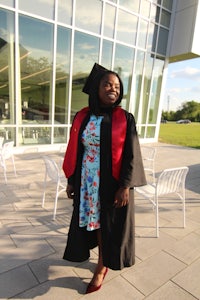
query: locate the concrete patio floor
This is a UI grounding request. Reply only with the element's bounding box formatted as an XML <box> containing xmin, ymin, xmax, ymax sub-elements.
<box><xmin>0</xmin><ymin>142</ymin><xmax>200</xmax><ymax>299</ymax></box>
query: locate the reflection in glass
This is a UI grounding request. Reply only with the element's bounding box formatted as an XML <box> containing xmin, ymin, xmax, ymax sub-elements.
<box><xmin>20</xmin><ymin>126</ymin><xmax>51</xmax><ymax>145</ymax></box>
<box><xmin>72</xmin><ymin>31</ymin><xmax>100</xmax><ymax>117</ymax></box>
<box><xmin>53</xmin><ymin>127</ymin><xmax>68</xmax><ymax>144</ymax></box>
<box><xmin>0</xmin><ymin>0</ymin><xmax>14</xmax><ymax>7</ymax></box>
<box><xmin>148</xmin><ymin>59</ymin><xmax>164</xmax><ymax>124</ymax></box>
<box><xmin>104</xmin><ymin>4</ymin><xmax>116</xmax><ymax>38</ymax></box>
<box><xmin>150</xmin><ymin>4</ymin><xmax>157</xmax><ymax>22</ymax></box>
<box><xmin>163</xmin><ymin>0</ymin><xmax>173</xmax><ymax>10</ymax></box>
<box><xmin>0</xmin><ymin>127</ymin><xmax>15</xmax><ymax>142</ymax></box>
<box><xmin>19</xmin><ymin>0</ymin><xmax>54</xmax><ymax>20</ymax></box>
<box><xmin>146</xmin><ymin>126</ymin><xmax>156</xmax><ymax>138</ymax></box>
<box><xmin>160</xmin><ymin>9</ymin><xmax>171</xmax><ymax>28</ymax></box>
<box><xmin>55</xmin><ymin>26</ymin><xmax>71</xmax><ymax>125</ymax></box>
<box><xmin>57</xmin><ymin>0</ymin><xmax>72</xmax><ymax>25</ymax></box>
<box><xmin>75</xmin><ymin>0</ymin><xmax>102</xmax><ymax>34</ymax></box>
<box><xmin>101</xmin><ymin>40</ymin><xmax>113</xmax><ymax>70</ymax></box>
<box><xmin>114</xmin><ymin>44</ymin><xmax>134</xmax><ymax>110</ymax></box>
<box><xmin>117</xmin><ymin>10</ymin><xmax>137</xmax><ymax>45</ymax></box>
<box><xmin>133</xmin><ymin>50</ymin><xmax>145</xmax><ymax>121</ymax></box>
<box><xmin>151</xmin><ymin>24</ymin><xmax>158</xmax><ymax>53</ymax></box>
<box><xmin>119</xmin><ymin>0</ymin><xmax>139</xmax><ymax>13</ymax></box>
<box><xmin>140</xmin><ymin>0</ymin><xmax>150</xmax><ymax>18</ymax></box>
<box><xmin>138</xmin><ymin>19</ymin><xmax>148</xmax><ymax>49</ymax></box>
<box><xmin>0</xmin><ymin>9</ymin><xmax>14</xmax><ymax>126</ymax></box>
<box><xmin>19</xmin><ymin>15</ymin><xmax>53</xmax><ymax>133</ymax></box>
<box><xmin>157</xmin><ymin>27</ymin><xmax>169</xmax><ymax>56</ymax></box>
<box><xmin>141</xmin><ymin>52</ymin><xmax>154</xmax><ymax>124</ymax></box>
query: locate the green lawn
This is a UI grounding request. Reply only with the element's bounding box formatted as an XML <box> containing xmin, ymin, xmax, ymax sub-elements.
<box><xmin>159</xmin><ymin>122</ymin><xmax>200</xmax><ymax>149</ymax></box>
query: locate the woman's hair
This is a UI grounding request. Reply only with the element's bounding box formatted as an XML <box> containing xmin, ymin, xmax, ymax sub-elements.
<box><xmin>88</xmin><ymin>71</ymin><xmax>124</xmax><ymax>115</ymax></box>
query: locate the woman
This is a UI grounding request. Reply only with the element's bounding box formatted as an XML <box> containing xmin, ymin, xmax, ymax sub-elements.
<box><xmin>62</xmin><ymin>63</ymin><xmax>146</xmax><ymax>294</ymax></box>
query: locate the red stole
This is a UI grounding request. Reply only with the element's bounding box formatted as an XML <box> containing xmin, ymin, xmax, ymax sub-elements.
<box><xmin>63</xmin><ymin>106</ymin><xmax>127</xmax><ymax>181</ymax></box>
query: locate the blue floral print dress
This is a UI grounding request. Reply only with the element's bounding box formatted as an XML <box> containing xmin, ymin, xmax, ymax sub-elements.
<box><xmin>79</xmin><ymin>114</ymin><xmax>103</xmax><ymax>231</ymax></box>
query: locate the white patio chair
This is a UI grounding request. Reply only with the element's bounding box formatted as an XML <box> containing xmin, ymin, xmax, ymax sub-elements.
<box><xmin>42</xmin><ymin>155</ymin><xmax>67</xmax><ymax>220</ymax></box>
<box><xmin>0</xmin><ymin>141</ymin><xmax>17</xmax><ymax>183</ymax></box>
<box><xmin>141</xmin><ymin>146</ymin><xmax>156</xmax><ymax>183</ymax></box>
<box><xmin>135</xmin><ymin>166</ymin><xmax>189</xmax><ymax>237</ymax></box>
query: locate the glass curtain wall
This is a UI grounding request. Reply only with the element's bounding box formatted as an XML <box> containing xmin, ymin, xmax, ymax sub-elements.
<box><xmin>0</xmin><ymin>9</ymin><xmax>15</xmax><ymax>141</ymax></box>
<box><xmin>0</xmin><ymin>0</ymin><xmax>172</xmax><ymax>146</ymax></box>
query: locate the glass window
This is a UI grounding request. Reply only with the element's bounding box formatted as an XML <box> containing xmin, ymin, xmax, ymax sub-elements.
<box><xmin>141</xmin><ymin>52</ymin><xmax>154</xmax><ymax>124</ymax></box>
<box><xmin>155</xmin><ymin>7</ymin><xmax>160</xmax><ymax>23</ymax></box>
<box><xmin>163</xmin><ymin>0</ymin><xmax>173</xmax><ymax>11</ymax></box>
<box><xmin>150</xmin><ymin>23</ymin><xmax>158</xmax><ymax>53</ymax></box>
<box><xmin>119</xmin><ymin>0</ymin><xmax>139</xmax><ymax>13</ymax></box>
<box><xmin>0</xmin><ymin>127</ymin><xmax>15</xmax><ymax>142</ymax></box>
<box><xmin>55</xmin><ymin>26</ymin><xmax>71</xmax><ymax>125</ymax></box>
<box><xmin>146</xmin><ymin>126</ymin><xmax>156</xmax><ymax>138</ymax></box>
<box><xmin>75</xmin><ymin>0</ymin><xmax>102</xmax><ymax>34</ymax></box>
<box><xmin>138</xmin><ymin>19</ymin><xmax>148</xmax><ymax>49</ymax></box>
<box><xmin>132</xmin><ymin>50</ymin><xmax>145</xmax><ymax>121</ymax></box>
<box><xmin>114</xmin><ymin>44</ymin><xmax>134</xmax><ymax>110</ymax></box>
<box><xmin>157</xmin><ymin>27</ymin><xmax>169</xmax><ymax>56</ymax></box>
<box><xmin>140</xmin><ymin>0</ymin><xmax>151</xmax><ymax>18</ymax></box>
<box><xmin>71</xmin><ymin>31</ymin><xmax>100</xmax><ymax>117</ymax></box>
<box><xmin>19</xmin><ymin>15</ymin><xmax>54</xmax><ymax>135</ymax></box>
<box><xmin>53</xmin><ymin>126</ymin><xmax>68</xmax><ymax>144</ymax></box>
<box><xmin>57</xmin><ymin>0</ymin><xmax>72</xmax><ymax>25</ymax></box>
<box><xmin>103</xmin><ymin>3</ymin><xmax>116</xmax><ymax>38</ymax></box>
<box><xmin>150</xmin><ymin>4</ymin><xmax>157</xmax><ymax>22</ymax></box>
<box><xmin>148</xmin><ymin>59</ymin><xmax>164</xmax><ymax>124</ymax></box>
<box><xmin>0</xmin><ymin>0</ymin><xmax>14</xmax><ymax>7</ymax></box>
<box><xmin>117</xmin><ymin>10</ymin><xmax>138</xmax><ymax>45</ymax></box>
<box><xmin>20</xmin><ymin>126</ymin><xmax>51</xmax><ymax>145</ymax></box>
<box><xmin>19</xmin><ymin>0</ymin><xmax>55</xmax><ymax>20</ymax></box>
<box><xmin>0</xmin><ymin>9</ymin><xmax>15</xmax><ymax>128</ymax></box>
<box><xmin>160</xmin><ymin>9</ymin><xmax>171</xmax><ymax>28</ymax></box>
<box><xmin>101</xmin><ymin>40</ymin><xmax>113</xmax><ymax>70</ymax></box>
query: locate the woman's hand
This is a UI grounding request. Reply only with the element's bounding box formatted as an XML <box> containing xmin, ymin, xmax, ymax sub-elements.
<box><xmin>114</xmin><ymin>187</ymin><xmax>129</xmax><ymax>208</ymax></box>
<box><xmin>66</xmin><ymin>184</ymin><xmax>74</xmax><ymax>199</ymax></box>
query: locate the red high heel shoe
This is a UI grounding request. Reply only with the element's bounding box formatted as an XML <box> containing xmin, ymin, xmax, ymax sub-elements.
<box><xmin>86</xmin><ymin>268</ymin><xmax>108</xmax><ymax>294</ymax></box>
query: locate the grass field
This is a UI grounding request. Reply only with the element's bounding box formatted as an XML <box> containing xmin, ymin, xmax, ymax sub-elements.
<box><xmin>159</xmin><ymin>122</ymin><xmax>200</xmax><ymax>149</ymax></box>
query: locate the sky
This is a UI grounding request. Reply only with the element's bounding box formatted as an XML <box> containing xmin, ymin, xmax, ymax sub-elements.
<box><xmin>163</xmin><ymin>57</ymin><xmax>200</xmax><ymax>111</ymax></box>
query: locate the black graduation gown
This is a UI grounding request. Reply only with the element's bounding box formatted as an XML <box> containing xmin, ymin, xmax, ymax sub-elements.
<box><xmin>63</xmin><ymin>109</ymin><xmax>146</xmax><ymax>270</ymax></box>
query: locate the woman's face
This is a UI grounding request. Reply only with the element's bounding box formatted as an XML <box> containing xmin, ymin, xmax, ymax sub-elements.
<box><xmin>98</xmin><ymin>74</ymin><xmax>120</xmax><ymax>107</ymax></box>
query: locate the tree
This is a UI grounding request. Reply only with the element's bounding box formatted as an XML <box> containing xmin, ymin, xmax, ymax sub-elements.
<box><xmin>162</xmin><ymin>100</ymin><xmax>200</xmax><ymax>122</ymax></box>
<box><xmin>175</xmin><ymin>101</ymin><xmax>200</xmax><ymax>122</ymax></box>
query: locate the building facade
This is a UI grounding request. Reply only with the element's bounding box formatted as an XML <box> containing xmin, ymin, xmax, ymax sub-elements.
<box><xmin>0</xmin><ymin>0</ymin><xmax>199</xmax><ymax>150</ymax></box>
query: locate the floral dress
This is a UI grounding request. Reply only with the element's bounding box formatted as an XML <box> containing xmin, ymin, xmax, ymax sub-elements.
<box><xmin>79</xmin><ymin>114</ymin><xmax>103</xmax><ymax>231</ymax></box>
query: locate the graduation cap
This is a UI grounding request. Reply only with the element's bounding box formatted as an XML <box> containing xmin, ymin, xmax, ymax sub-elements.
<box><xmin>82</xmin><ymin>63</ymin><xmax>108</xmax><ymax>95</ymax></box>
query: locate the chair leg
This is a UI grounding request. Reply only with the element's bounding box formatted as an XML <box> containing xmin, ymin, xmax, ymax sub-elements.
<box><xmin>42</xmin><ymin>173</ymin><xmax>47</xmax><ymax>208</ymax></box>
<box><xmin>53</xmin><ymin>183</ymin><xmax>59</xmax><ymax>220</ymax></box>
<box><xmin>156</xmin><ymin>196</ymin><xmax>159</xmax><ymax>237</ymax></box>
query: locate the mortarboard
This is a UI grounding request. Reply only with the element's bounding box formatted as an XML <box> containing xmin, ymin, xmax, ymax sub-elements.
<box><xmin>82</xmin><ymin>63</ymin><xmax>108</xmax><ymax>95</ymax></box>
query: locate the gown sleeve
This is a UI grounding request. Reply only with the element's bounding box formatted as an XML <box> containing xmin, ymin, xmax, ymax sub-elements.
<box><xmin>119</xmin><ymin>112</ymin><xmax>147</xmax><ymax>188</ymax></box>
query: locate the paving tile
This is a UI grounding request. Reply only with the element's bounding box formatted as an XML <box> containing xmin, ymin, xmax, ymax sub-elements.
<box><xmin>0</xmin><ymin>265</ymin><xmax>38</xmax><ymax>299</ymax></box>
<box><xmin>12</xmin><ymin>269</ymin><xmax>86</xmax><ymax>300</ymax></box>
<box><xmin>81</xmin><ymin>276</ymin><xmax>145</xmax><ymax>300</ymax></box>
<box><xmin>165</xmin><ymin>232</ymin><xmax>200</xmax><ymax>264</ymax></box>
<box><xmin>145</xmin><ymin>281</ymin><xmax>197</xmax><ymax>300</ymax></box>
<box><xmin>0</xmin><ymin>235</ymin><xmax>55</xmax><ymax>273</ymax></box>
<box><xmin>0</xmin><ymin>145</ymin><xmax>200</xmax><ymax>299</ymax></box>
<box><xmin>28</xmin><ymin>254</ymin><xmax>81</xmax><ymax>283</ymax></box>
<box><xmin>121</xmin><ymin>251</ymin><xmax>186</xmax><ymax>296</ymax></box>
<box><xmin>172</xmin><ymin>257</ymin><xmax>200</xmax><ymax>299</ymax></box>
<box><xmin>135</xmin><ymin>231</ymin><xmax>176</xmax><ymax>260</ymax></box>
